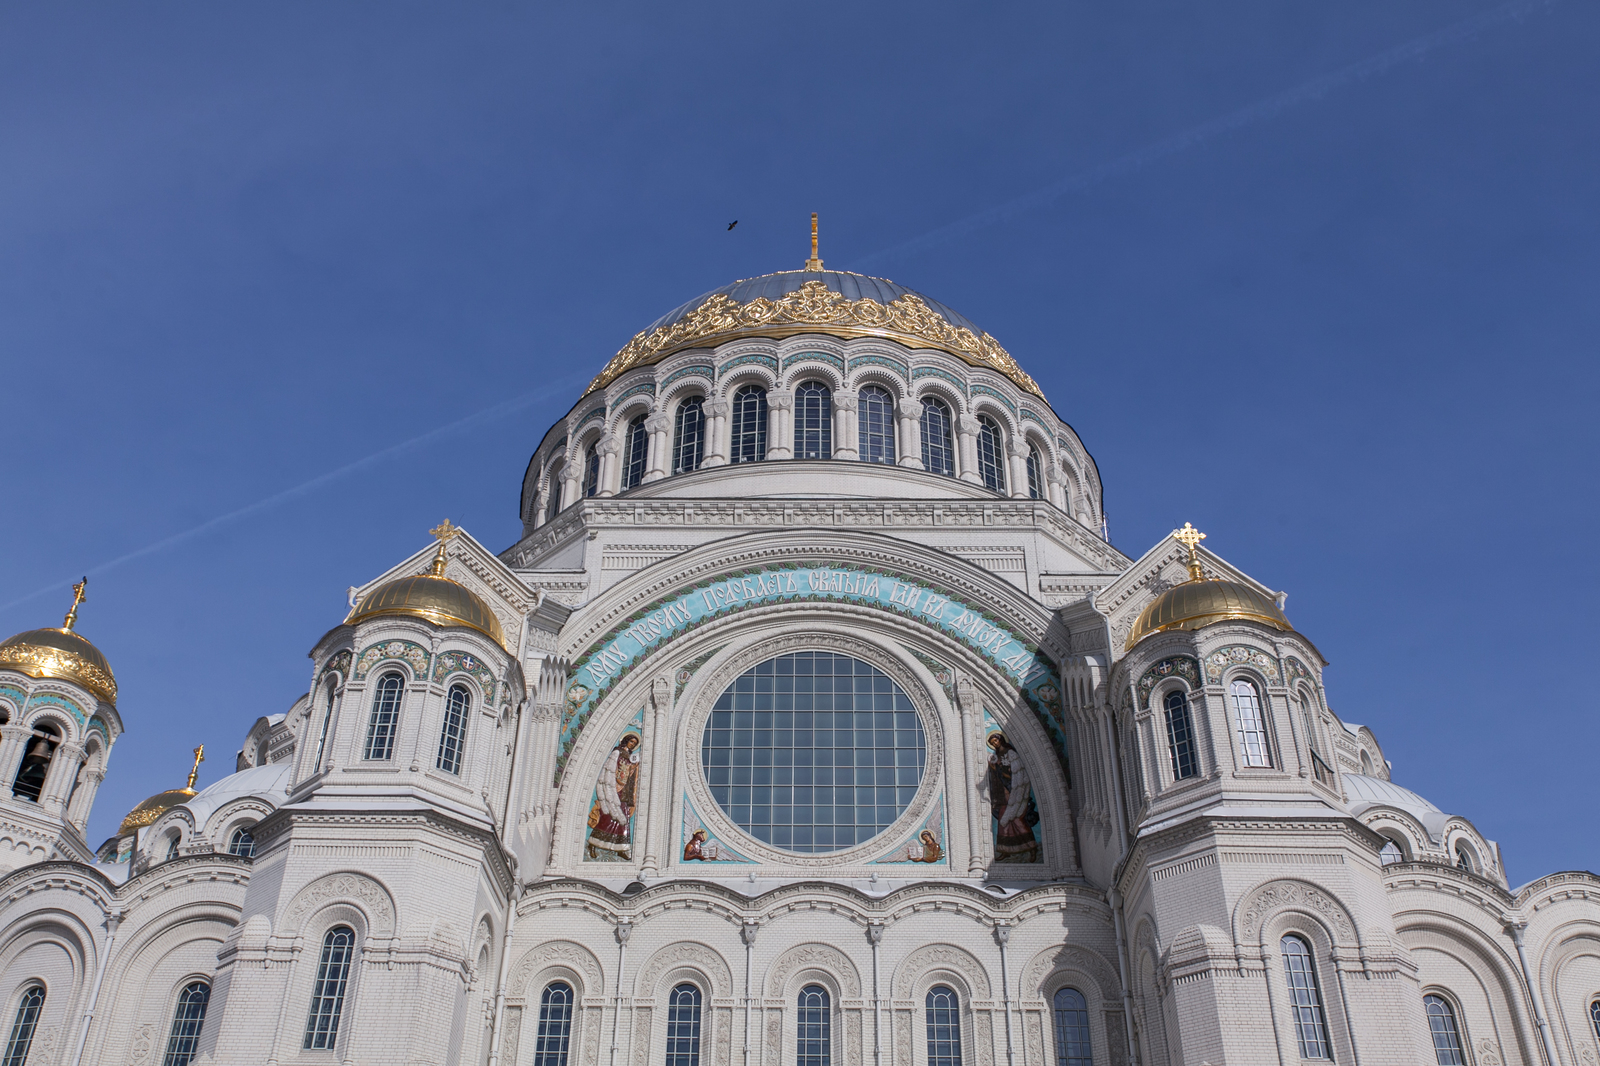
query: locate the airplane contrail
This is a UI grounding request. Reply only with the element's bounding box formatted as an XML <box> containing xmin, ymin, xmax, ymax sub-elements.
<box><xmin>850</xmin><ymin>0</ymin><xmax>1561</xmax><ymax>272</ymax></box>
<box><xmin>0</xmin><ymin>374</ymin><xmax>584</xmax><ymax>617</ymax></box>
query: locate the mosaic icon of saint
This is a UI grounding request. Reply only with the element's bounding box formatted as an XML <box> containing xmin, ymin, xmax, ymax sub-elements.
<box><xmin>587</xmin><ymin>733</ymin><xmax>641</xmax><ymax>860</ymax></box>
<box><xmin>986</xmin><ymin>732</ymin><xmax>1040</xmax><ymax>863</ymax></box>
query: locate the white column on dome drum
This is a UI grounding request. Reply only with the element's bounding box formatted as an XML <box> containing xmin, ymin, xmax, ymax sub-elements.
<box><xmin>956</xmin><ymin>677</ymin><xmax>986</xmax><ymax>875</ymax></box>
<box><xmin>832</xmin><ymin>390</ymin><xmax>859</xmax><ymax>459</ymax></box>
<box><xmin>1045</xmin><ymin>464</ymin><xmax>1066</xmax><ymax>510</ymax></box>
<box><xmin>561</xmin><ymin>464</ymin><xmax>582</xmax><ymax>508</ymax></box>
<box><xmin>596</xmin><ymin>433</ymin><xmax>621</xmax><ymax>497</ymax></box>
<box><xmin>702</xmin><ymin>399</ymin><xmax>730</xmax><ymax>467</ymax></box>
<box><xmin>643</xmin><ymin>411</ymin><xmax>672</xmax><ymax>482</ymax></box>
<box><xmin>0</xmin><ymin>725</ymin><xmax>33</xmax><ymax>794</ymax></box>
<box><xmin>766</xmin><ymin>389</ymin><xmax>794</xmax><ymax>460</ymax></box>
<box><xmin>1006</xmin><ymin>439</ymin><xmax>1030</xmax><ymax>499</ymax></box>
<box><xmin>895</xmin><ymin>398</ymin><xmax>923</xmax><ymax>469</ymax></box>
<box><xmin>956</xmin><ymin>414</ymin><xmax>982</xmax><ymax>483</ymax></box>
<box><xmin>40</xmin><ymin>741</ymin><xmax>84</xmax><ymax>812</ymax></box>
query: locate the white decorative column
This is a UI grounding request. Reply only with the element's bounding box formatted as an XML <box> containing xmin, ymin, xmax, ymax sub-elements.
<box><xmin>1007</xmin><ymin>440</ymin><xmax>1030</xmax><ymax>498</ymax></box>
<box><xmin>702</xmin><ymin>399</ymin><xmax>730</xmax><ymax>468</ymax></box>
<box><xmin>643</xmin><ymin>411</ymin><xmax>672</xmax><ymax>482</ymax></box>
<box><xmin>638</xmin><ymin>675</ymin><xmax>671</xmax><ymax>878</ymax></box>
<box><xmin>956</xmin><ymin>414</ymin><xmax>982</xmax><ymax>483</ymax></box>
<box><xmin>595</xmin><ymin>433</ymin><xmax>621</xmax><ymax>497</ymax></box>
<box><xmin>66</xmin><ymin>765</ymin><xmax>103</xmax><ymax>831</ymax></box>
<box><xmin>1046</xmin><ymin>464</ymin><xmax>1067</xmax><ymax>510</ymax></box>
<box><xmin>40</xmin><ymin>742</ymin><xmax>84</xmax><ymax>813</ymax></box>
<box><xmin>0</xmin><ymin>725</ymin><xmax>32</xmax><ymax>795</ymax></box>
<box><xmin>895</xmin><ymin>398</ymin><xmax>924</xmax><ymax>469</ymax></box>
<box><xmin>766</xmin><ymin>389</ymin><xmax>793</xmax><ymax>460</ymax></box>
<box><xmin>560</xmin><ymin>462</ymin><xmax>582</xmax><ymax>508</ymax></box>
<box><xmin>832</xmin><ymin>391</ymin><xmax>859</xmax><ymax>460</ymax></box>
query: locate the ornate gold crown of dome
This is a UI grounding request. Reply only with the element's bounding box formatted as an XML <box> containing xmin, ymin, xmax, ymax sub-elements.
<box><xmin>346</xmin><ymin>521</ymin><xmax>506</xmax><ymax>649</ymax></box>
<box><xmin>584</xmin><ymin>214</ymin><xmax>1044</xmax><ymax>400</ymax></box>
<box><xmin>0</xmin><ymin>578</ymin><xmax>118</xmax><ymax>703</ymax></box>
<box><xmin>1125</xmin><ymin>525</ymin><xmax>1292</xmax><ymax>651</ymax></box>
<box><xmin>118</xmin><ymin>745</ymin><xmax>205</xmax><ymax>836</ymax></box>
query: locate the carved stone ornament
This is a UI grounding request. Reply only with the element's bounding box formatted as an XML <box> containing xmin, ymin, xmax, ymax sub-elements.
<box><xmin>1204</xmin><ymin>646</ymin><xmax>1279</xmax><ymax>684</ymax></box>
<box><xmin>1135</xmin><ymin>656</ymin><xmax>1200</xmax><ymax>706</ymax></box>
<box><xmin>765</xmin><ymin>942</ymin><xmax>863</xmax><ymax>998</ymax></box>
<box><xmin>129</xmin><ymin>1022</ymin><xmax>156</xmax><ymax>1064</ymax></box>
<box><xmin>1237</xmin><ymin>879</ymin><xmax>1354</xmax><ymax>944</ymax></box>
<box><xmin>283</xmin><ymin>871</ymin><xmax>397</xmax><ymax>937</ymax></box>
<box><xmin>508</xmin><ymin>940</ymin><xmax>606</xmax><ymax>1000</ymax></box>
<box><xmin>1018</xmin><ymin>944</ymin><xmax>1120</xmax><ymax>1004</ymax></box>
<box><xmin>635</xmin><ymin>941</ymin><xmax>735</xmax><ymax>998</ymax></box>
<box><xmin>890</xmin><ymin>943</ymin><xmax>991</xmax><ymax>998</ymax></box>
<box><xmin>584</xmin><ymin>280</ymin><xmax>1044</xmax><ymax>399</ymax></box>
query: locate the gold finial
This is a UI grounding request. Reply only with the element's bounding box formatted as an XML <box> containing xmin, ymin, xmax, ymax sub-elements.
<box><xmin>804</xmin><ymin>212</ymin><xmax>824</xmax><ymax>272</ymax></box>
<box><xmin>429</xmin><ymin>519</ymin><xmax>462</xmax><ymax>576</ymax></box>
<box><xmin>63</xmin><ymin>577</ymin><xmax>87</xmax><ymax>631</ymax></box>
<box><xmin>1172</xmin><ymin>523</ymin><xmax>1208</xmax><ymax>582</ymax></box>
<box><xmin>186</xmin><ymin>745</ymin><xmax>205</xmax><ymax>791</ymax></box>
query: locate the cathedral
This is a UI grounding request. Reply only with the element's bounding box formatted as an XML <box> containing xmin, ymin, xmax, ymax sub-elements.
<box><xmin>2</xmin><ymin>223</ymin><xmax>1597</xmax><ymax>1066</ymax></box>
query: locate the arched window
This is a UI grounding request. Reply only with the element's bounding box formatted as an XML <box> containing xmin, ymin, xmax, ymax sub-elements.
<box><xmin>532</xmin><ymin>982</ymin><xmax>575</xmax><ymax>1066</ymax></box>
<box><xmin>2</xmin><ymin>986</ymin><xmax>44</xmax><ymax>1066</ymax></box>
<box><xmin>226</xmin><ymin>826</ymin><xmax>255</xmax><ymax>857</ymax></box>
<box><xmin>1360</xmin><ymin>750</ymin><xmax>1374</xmax><ymax>775</ymax></box>
<box><xmin>797</xmin><ymin>985</ymin><xmax>831</xmax><ymax>1066</ymax></box>
<box><xmin>1454</xmin><ymin>844</ymin><xmax>1476</xmax><ymax>874</ymax></box>
<box><xmin>794</xmin><ymin>382</ymin><xmax>833</xmax><ymax>460</ymax></box>
<box><xmin>1051</xmin><ymin>988</ymin><xmax>1091</xmax><ymax>1066</ymax></box>
<box><xmin>1424</xmin><ymin>994</ymin><xmax>1466</xmax><ymax>1065</ymax></box>
<box><xmin>312</xmin><ymin>683</ymin><xmax>336</xmax><ymax>774</ymax></box>
<box><xmin>1280</xmin><ymin>935</ymin><xmax>1331</xmax><ymax>1059</ymax></box>
<box><xmin>581</xmin><ymin>441</ymin><xmax>601</xmax><ymax>498</ymax></box>
<box><xmin>1163</xmin><ymin>690</ymin><xmax>1199</xmax><ymax>781</ymax></box>
<box><xmin>1025</xmin><ymin>445</ymin><xmax>1044</xmax><ymax>501</ymax></box>
<box><xmin>925</xmin><ymin>986</ymin><xmax>962</xmax><ymax>1066</ymax></box>
<box><xmin>166</xmin><ymin>834</ymin><xmax>181</xmax><ymax>862</ymax></box>
<box><xmin>665</xmin><ymin>983</ymin><xmax>702</xmax><ymax>1066</ymax></box>
<box><xmin>975</xmin><ymin>416</ymin><xmax>1006</xmax><ymax>493</ymax></box>
<box><xmin>436</xmin><ymin>683</ymin><xmax>470</xmax><ymax>775</ymax></box>
<box><xmin>545</xmin><ymin>461</ymin><xmax>566</xmax><ymax>522</ymax></box>
<box><xmin>11</xmin><ymin>724</ymin><xmax>59</xmax><ymax>803</ymax></box>
<box><xmin>1229</xmin><ymin>679</ymin><xmax>1271</xmax><ymax>768</ymax></box>
<box><xmin>730</xmin><ymin>385</ymin><xmax>768</xmax><ymax>464</ymax></box>
<box><xmin>364</xmin><ymin>672</ymin><xmax>405</xmax><ymax>761</ymax></box>
<box><xmin>162</xmin><ymin>981</ymin><xmax>210</xmax><ymax>1066</ymax></box>
<box><xmin>673</xmin><ymin>397</ymin><xmax>706</xmax><ymax>474</ymax></box>
<box><xmin>920</xmin><ymin>398</ymin><xmax>955</xmax><ymax>476</ymax></box>
<box><xmin>621</xmin><ymin>415</ymin><xmax>649</xmax><ymax>490</ymax></box>
<box><xmin>303</xmin><ymin>926</ymin><xmax>355</xmax><ymax>1050</ymax></box>
<box><xmin>1591</xmin><ymin>998</ymin><xmax>1600</xmax><ymax>1041</ymax></box>
<box><xmin>857</xmin><ymin>386</ymin><xmax>897</xmax><ymax>465</ymax></box>
<box><xmin>1379</xmin><ymin>838</ymin><xmax>1405</xmax><ymax>865</ymax></box>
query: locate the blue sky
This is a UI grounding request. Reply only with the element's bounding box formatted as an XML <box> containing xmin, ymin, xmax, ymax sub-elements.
<box><xmin>1</xmin><ymin>3</ymin><xmax>1594</xmax><ymax>883</ymax></box>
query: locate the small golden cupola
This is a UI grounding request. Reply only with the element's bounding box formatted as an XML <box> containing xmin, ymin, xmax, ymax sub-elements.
<box><xmin>0</xmin><ymin>578</ymin><xmax>118</xmax><ymax>704</ymax></box>
<box><xmin>117</xmin><ymin>745</ymin><xmax>205</xmax><ymax>836</ymax></box>
<box><xmin>346</xmin><ymin>521</ymin><xmax>506</xmax><ymax>649</ymax></box>
<box><xmin>1125</xmin><ymin>524</ymin><xmax>1292</xmax><ymax>651</ymax></box>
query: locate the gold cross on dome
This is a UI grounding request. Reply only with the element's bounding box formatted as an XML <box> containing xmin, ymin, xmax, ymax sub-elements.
<box><xmin>805</xmin><ymin>212</ymin><xmax>824</xmax><ymax>272</ymax></box>
<box><xmin>63</xmin><ymin>576</ymin><xmax>87</xmax><ymax>631</ymax></box>
<box><xmin>186</xmin><ymin>745</ymin><xmax>205</xmax><ymax>791</ymax></box>
<box><xmin>1172</xmin><ymin>522</ymin><xmax>1207</xmax><ymax>581</ymax></box>
<box><xmin>430</xmin><ymin>519</ymin><xmax>462</xmax><ymax>545</ymax></box>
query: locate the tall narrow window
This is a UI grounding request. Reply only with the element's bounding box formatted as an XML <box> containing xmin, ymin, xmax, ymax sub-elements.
<box><xmin>364</xmin><ymin>672</ymin><xmax>405</xmax><ymax>761</ymax></box>
<box><xmin>621</xmin><ymin>415</ymin><xmax>649</xmax><ymax>490</ymax></box>
<box><xmin>162</xmin><ymin>981</ymin><xmax>210</xmax><ymax>1066</ymax></box>
<box><xmin>1424</xmin><ymin>994</ymin><xmax>1466</xmax><ymax>1066</ymax></box>
<box><xmin>2</xmin><ymin>986</ymin><xmax>43</xmax><ymax>1066</ymax></box>
<box><xmin>582</xmin><ymin>442</ymin><xmax>601</xmax><ymax>498</ymax></box>
<box><xmin>1051</xmin><ymin>988</ymin><xmax>1091</xmax><ymax>1066</ymax></box>
<box><xmin>857</xmin><ymin>386</ymin><xmax>896</xmax><ymax>465</ymax></box>
<box><xmin>975</xmin><ymin>416</ymin><xmax>1006</xmax><ymax>493</ymax></box>
<box><xmin>1591</xmin><ymin>998</ymin><xmax>1600</xmax><ymax>1041</ymax></box>
<box><xmin>797</xmin><ymin>985</ymin><xmax>831</xmax><ymax>1066</ymax></box>
<box><xmin>665</xmin><ymin>983</ymin><xmax>702</xmax><ymax>1066</ymax></box>
<box><xmin>1163</xmin><ymin>690</ymin><xmax>1199</xmax><ymax>781</ymax></box>
<box><xmin>436</xmin><ymin>683</ymin><xmax>470</xmax><ymax>775</ymax></box>
<box><xmin>302</xmin><ymin>926</ymin><xmax>355</xmax><ymax>1050</ymax></box>
<box><xmin>925</xmin><ymin>986</ymin><xmax>962</xmax><ymax>1066</ymax></box>
<box><xmin>313</xmin><ymin>684</ymin><xmax>336</xmax><ymax>773</ymax></box>
<box><xmin>1280</xmin><ymin>935</ymin><xmax>1332</xmax><ymax>1059</ymax></box>
<box><xmin>920</xmin><ymin>398</ymin><xmax>955</xmax><ymax>476</ymax></box>
<box><xmin>227</xmin><ymin>827</ymin><xmax>256</xmax><ymax>858</ymax></box>
<box><xmin>673</xmin><ymin>398</ymin><xmax>705</xmax><ymax>474</ymax></box>
<box><xmin>532</xmin><ymin>982</ymin><xmax>574</xmax><ymax>1066</ymax></box>
<box><xmin>545</xmin><ymin>461</ymin><xmax>565</xmax><ymax>521</ymax></box>
<box><xmin>730</xmin><ymin>385</ymin><xmax>768</xmax><ymax>464</ymax></box>
<box><xmin>794</xmin><ymin>382</ymin><xmax>833</xmax><ymax>459</ymax></box>
<box><xmin>1229</xmin><ymin>680</ymin><xmax>1271</xmax><ymax>768</ymax></box>
<box><xmin>1025</xmin><ymin>446</ymin><xmax>1044</xmax><ymax>500</ymax></box>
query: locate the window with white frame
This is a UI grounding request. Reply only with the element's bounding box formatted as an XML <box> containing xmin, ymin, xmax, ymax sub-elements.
<box><xmin>1228</xmin><ymin>679</ymin><xmax>1271</xmax><ymax>768</ymax></box>
<box><xmin>1379</xmin><ymin>837</ymin><xmax>1405</xmax><ymax>865</ymax></box>
<box><xmin>1163</xmin><ymin>690</ymin><xmax>1199</xmax><ymax>781</ymax></box>
<box><xmin>920</xmin><ymin>398</ymin><xmax>955</xmax><ymax>476</ymax></box>
<box><xmin>975</xmin><ymin>416</ymin><xmax>1006</xmax><ymax>493</ymax></box>
<box><xmin>162</xmin><ymin>981</ymin><xmax>210</xmax><ymax>1066</ymax></box>
<box><xmin>794</xmin><ymin>382</ymin><xmax>832</xmax><ymax>459</ymax></box>
<box><xmin>303</xmin><ymin>926</ymin><xmax>355</xmax><ymax>1050</ymax></box>
<box><xmin>1423</xmin><ymin>994</ymin><xmax>1466</xmax><ymax>1065</ymax></box>
<box><xmin>1025</xmin><ymin>445</ymin><xmax>1043</xmax><ymax>500</ymax></box>
<box><xmin>2</xmin><ymin>985</ymin><xmax>44</xmax><ymax>1066</ymax></box>
<box><xmin>925</xmin><ymin>986</ymin><xmax>962</xmax><ymax>1066</ymax></box>
<box><xmin>1051</xmin><ymin>988</ymin><xmax>1091</xmax><ymax>1066</ymax></box>
<box><xmin>730</xmin><ymin>385</ymin><xmax>768</xmax><ymax>464</ymax></box>
<box><xmin>797</xmin><ymin>985</ymin><xmax>831</xmax><ymax>1066</ymax></box>
<box><xmin>665</xmin><ymin>983</ymin><xmax>702</xmax><ymax>1066</ymax></box>
<box><xmin>227</xmin><ymin>826</ymin><xmax>255</xmax><ymax>858</ymax></box>
<box><xmin>1280</xmin><ymin>935</ymin><xmax>1332</xmax><ymax>1059</ymax></box>
<box><xmin>621</xmin><ymin>415</ymin><xmax>649</xmax><ymax>490</ymax></box>
<box><xmin>364</xmin><ymin>672</ymin><xmax>405</xmax><ymax>761</ymax></box>
<box><xmin>858</xmin><ymin>386</ymin><xmax>896</xmax><ymax>465</ymax></box>
<box><xmin>1454</xmin><ymin>844</ymin><xmax>1476</xmax><ymax>874</ymax></box>
<box><xmin>166</xmin><ymin>834</ymin><xmax>181</xmax><ymax>862</ymax></box>
<box><xmin>436</xmin><ymin>683</ymin><xmax>470</xmax><ymax>775</ymax></box>
<box><xmin>533</xmin><ymin>982</ymin><xmax>575</xmax><ymax>1066</ymax></box>
<box><xmin>673</xmin><ymin>398</ymin><xmax>706</xmax><ymax>474</ymax></box>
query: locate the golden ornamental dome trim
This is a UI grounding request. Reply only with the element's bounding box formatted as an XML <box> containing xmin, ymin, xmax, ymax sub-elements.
<box><xmin>0</xmin><ymin>629</ymin><xmax>118</xmax><ymax>703</ymax></box>
<box><xmin>1124</xmin><ymin>578</ymin><xmax>1292</xmax><ymax>651</ymax></box>
<box><xmin>347</xmin><ymin>523</ymin><xmax>508</xmax><ymax>651</ymax></box>
<box><xmin>584</xmin><ymin>280</ymin><xmax>1044</xmax><ymax>400</ymax></box>
<box><xmin>117</xmin><ymin>788</ymin><xmax>197</xmax><ymax>834</ymax></box>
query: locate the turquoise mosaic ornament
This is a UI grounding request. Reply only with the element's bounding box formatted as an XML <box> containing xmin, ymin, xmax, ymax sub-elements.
<box><xmin>22</xmin><ymin>691</ymin><xmax>87</xmax><ymax>726</ymax></box>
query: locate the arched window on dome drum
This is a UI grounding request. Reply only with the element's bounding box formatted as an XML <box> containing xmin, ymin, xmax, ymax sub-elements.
<box><xmin>730</xmin><ymin>385</ymin><xmax>768</xmax><ymax>464</ymax></box>
<box><xmin>313</xmin><ymin>682</ymin><xmax>336</xmax><ymax>774</ymax></box>
<box><xmin>1454</xmin><ymin>844</ymin><xmax>1475</xmax><ymax>874</ymax></box>
<box><xmin>665</xmin><ymin>983</ymin><xmax>702</xmax><ymax>1066</ymax></box>
<box><xmin>921</xmin><ymin>398</ymin><xmax>955</xmax><ymax>476</ymax></box>
<box><xmin>1051</xmin><ymin>988</ymin><xmax>1091</xmax><ymax>1066</ymax></box>
<box><xmin>581</xmin><ymin>441</ymin><xmax>601</xmax><ymax>498</ymax></box>
<box><xmin>2</xmin><ymin>986</ymin><xmax>43</xmax><ymax>1066</ymax></box>
<box><xmin>166</xmin><ymin>834</ymin><xmax>181</xmax><ymax>862</ymax></box>
<box><xmin>545</xmin><ymin>460</ymin><xmax>565</xmax><ymax>522</ymax></box>
<box><xmin>794</xmin><ymin>381</ymin><xmax>832</xmax><ymax>459</ymax></box>
<box><xmin>302</xmin><ymin>926</ymin><xmax>355</xmax><ymax>1050</ymax></box>
<box><xmin>1025</xmin><ymin>445</ymin><xmax>1044</xmax><ymax>501</ymax></box>
<box><xmin>1379</xmin><ymin>838</ymin><xmax>1405</xmax><ymax>865</ymax></box>
<box><xmin>1163</xmin><ymin>690</ymin><xmax>1199</xmax><ymax>781</ymax></box>
<box><xmin>925</xmin><ymin>986</ymin><xmax>962</xmax><ymax>1066</ymax></box>
<box><xmin>533</xmin><ymin>982</ymin><xmax>575</xmax><ymax>1066</ymax></box>
<box><xmin>857</xmin><ymin>386</ymin><xmax>896</xmax><ymax>465</ymax></box>
<box><xmin>436</xmin><ymin>683</ymin><xmax>470</xmax><ymax>775</ymax></box>
<box><xmin>11</xmin><ymin>723</ymin><xmax>59</xmax><ymax>803</ymax></box>
<box><xmin>364</xmin><ymin>672</ymin><xmax>405</xmax><ymax>761</ymax></box>
<box><xmin>1229</xmin><ymin>679</ymin><xmax>1271</xmax><ymax>768</ymax></box>
<box><xmin>976</xmin><ymin>415</ymin><xmax>1006</xmax><ymax>493</ymax></box>
<box><xmin>1280</xmin><ymin>935</ymin><xmax>1331</xmax><ymax>1059</ymax></box>
<box><xmin>228</xmin><ymin>826</ymin><xmax>255</xmax><ymax>858</ymax></box>
<box><xmin>1424</xmin><ymin>994</ymin><xmax>1466</xmax><ymax>1065</ymax></box>
<box><xmin>797</xmin><ymin>985</ymin><xmax>831</xmax><ymax>1066</ymax></box>
<box><xmin>621</xmin><ymin>415</ymin><xmax>649</xmax><ymax>490</ymax></box>
<box><xmin>673</xmin><ymin>397</ymin><xmax>706</xmax><ymax>474</ymax></box>
<box><xmin>162</xmin><ymin>981</ymin><xmax>210</xmax><ymax>1066</ymax></box>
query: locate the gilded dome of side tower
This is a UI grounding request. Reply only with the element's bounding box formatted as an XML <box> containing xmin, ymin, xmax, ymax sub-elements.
<box><xmin>347</xmin><ymin>520</ymin><xmax>506</xmax><ymax>649</ymax></box>
<box><xmin>1125</xmin><ymin>524</ymin><xmax>1293</xmax><ymax>650</ymax></box>
<box><xmin>0</xmin><ymin>578</ymin><xmax>118</xmax><ymax>703</ymax></box>
<box><xmin>117</xmin><ymin>745</ymin><xmax>206</xmax><ymax>836</ymax></box>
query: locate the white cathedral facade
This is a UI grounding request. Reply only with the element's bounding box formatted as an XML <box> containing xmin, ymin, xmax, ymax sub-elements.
<box><xmin>2</xmin><ymin>241</ymin><xmax>1598</xmax><ymax>1066</ymax></box>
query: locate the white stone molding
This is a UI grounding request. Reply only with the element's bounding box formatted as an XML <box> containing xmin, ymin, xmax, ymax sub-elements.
<box><xmin>889</xmin><ymin>943</ymin><xmax>992</xmax><ymax>999</ymax></box>
<box><xmin>632</xmin><ymin>940</ymin><xmax>735</xmax><ymax>999</ymax></box>
<box><xmin>280</xmin><ymin>871</ymin><xmax>397</xmax><ymax>938</ymax></box>
<box><xmin>764</xmin><ymin>941</ymin><xmax>863</xmax><ymax>998</ymax></box>
<box><xmin>1016</xmin><ymin>943</ymin><xmax>1120</xmax><ymax>1005</ymax></box>
<box><xmin>506</xmin><ymin>939</ymin><xmax>606</xmax><ymax>1002</ymax></box>
<box><xmin>1233</xmin><ymin>877</ymin><xmax>1357</xmax><ymax>949</ymax></box>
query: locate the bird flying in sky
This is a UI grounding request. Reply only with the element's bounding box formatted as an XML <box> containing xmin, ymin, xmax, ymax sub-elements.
<box><xmin>727</xmin><ymin>220</ymin><xmax>738</xmax><ymax>230</ymax></box>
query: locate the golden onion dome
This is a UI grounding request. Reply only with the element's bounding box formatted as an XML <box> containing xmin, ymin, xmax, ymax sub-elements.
<box><xmin>117</xmin><ymin>745</ymin><xmax>206</xmax><ymax>836</ymax></box>
<box><xmin>346</xmin><ymin>521</ymin><xmax>507</xmax><ymax>650</ymax></box>
<box><xmin>1126</xmin><ymin>578</ymin><xmax>1291</xmax><ymax>651</ymax></box>
<box><xmin>0</xmin><ymin>579</ymin><xmax>117</xmax><ymax>703</ymax></box>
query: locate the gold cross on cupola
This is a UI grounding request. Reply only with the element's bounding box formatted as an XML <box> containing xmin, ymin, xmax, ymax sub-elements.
<box><xmin>804</xmin><ymin>212</ymin><xmax>824</xmax><ymax>272</ymax></box>
<box><xmin>63</xmin><ymin>576</ymin><xmax>87</xmax><ymax>631</ymax></box>
<box><xmin>1172</xmin><ymin>522</ymin><xmax>1208</xmax><ymax>582</ymax></box>
<box><xmin>429</xmin><ymin>519</ymin><xmax>463</xmax><ymax>576</ymax></box>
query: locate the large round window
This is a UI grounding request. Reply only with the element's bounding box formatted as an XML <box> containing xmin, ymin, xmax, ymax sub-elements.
<box><xmin>701</xmin><ymin>651</ymin><xmax>926</xmax><ymax>853</ymax></box>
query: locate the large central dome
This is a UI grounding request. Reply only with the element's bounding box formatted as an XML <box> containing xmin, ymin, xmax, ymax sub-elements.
<box><xmin>585</xmin><ymin>268</ymin><xmax>1043</xmax><ymax>400</ymax></box>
